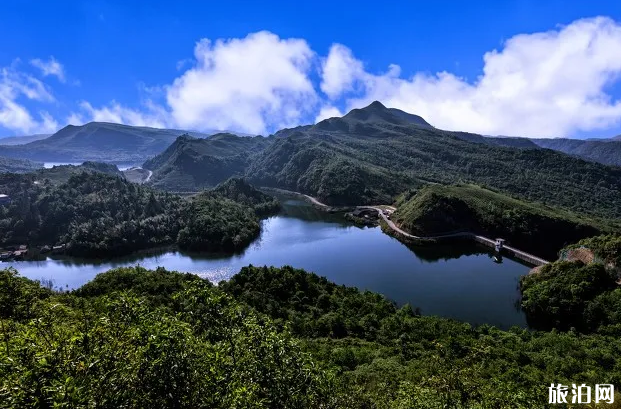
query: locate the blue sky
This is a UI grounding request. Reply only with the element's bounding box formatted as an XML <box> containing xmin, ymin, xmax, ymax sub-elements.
<box><xmin>1</xmin><ymin>0</ymin><xmax>621</xmax><ymax>138</ymax></box>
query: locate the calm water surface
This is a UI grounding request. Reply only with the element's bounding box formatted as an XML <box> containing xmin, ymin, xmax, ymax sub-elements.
<box><xmin>5</xmin><ymin>198</ymin><xmax>530</xmax><ymax>328</ymax></box>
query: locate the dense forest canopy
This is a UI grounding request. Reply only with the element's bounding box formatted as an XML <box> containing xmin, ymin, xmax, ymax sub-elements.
<box><xmin>0</xmin><ymin>267</ymin><xmax>333</xmax><ymax>408</ymax></box>
<box><xmin>2</xmin><ymin>264</ymin><xmax>621</xmax><ymax>408</ymax></box>
<box><xmin>531</xmin><ymin>137</ymin><xmax>621</xmax><ymax>167</ymax></box>
<box><xmin>391</xmin><ymin>184</ymin><xmax>610</xmax><ymax>258</ymax></box>
<box><xmin>205</xmin><ymin>177</ymin><xmax>280</xmax><ymax>216</ymax></box>
<box><xmin>144</xmin><ymin>134</ymin><xmax>271</xmax><ymax>191</ymax></box>
<box><xmin>521</xmin><ymin>234</ymin><xmax>621</xmax><ymax>333</ymax></box>
<box><xmin>0</xmin><ymin>171</ymin><xmax>279</xmax><ymax>257</ymax></box>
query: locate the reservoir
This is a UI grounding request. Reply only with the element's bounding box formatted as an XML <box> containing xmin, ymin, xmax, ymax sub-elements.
<box><xmin>4</xmin><ymin>197</ymin><xmax>530</xmax><ymax>329</ymax></box>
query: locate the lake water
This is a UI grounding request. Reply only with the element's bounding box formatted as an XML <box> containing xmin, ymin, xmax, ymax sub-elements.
<box><xmin>4</xmin><ymin>198</ymin><xmax>530</xmax><ymax>328</ymax></box>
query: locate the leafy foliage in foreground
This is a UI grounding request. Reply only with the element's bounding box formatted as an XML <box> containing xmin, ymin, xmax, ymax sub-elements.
<box><xmin>520</xmin><ymin>261</ymin><xmax>619</xmax><ymax>332</ymax></box>
<box><xmin>3</xmin><ymin>265</ymin><xmax>621</xmax><ymax>407</ymax></box>
<box><xmin>0</xmin><ymin>267</ymin><xmax>335</xmax><ymax>408</ymax></box>
<box><xmin>0</xmin><ymin>172</ymin><xmax>265</xmax><ymax>257</ymax></box>
<box><xmin>392</xmin><ymin>184</ymin><xmax>606</xmax><ymax>258</ymax></box>
<box><xmin>520</xmin><ymin>236</ymin><xmax>621</xmax><ymax>333</ymax></box>
<box><xmin>222</xmin><ymin>265</ymin><xmax>621</xmax><ymax>408</ymax></box>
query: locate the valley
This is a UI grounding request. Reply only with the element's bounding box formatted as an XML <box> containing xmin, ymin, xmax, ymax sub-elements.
<box><xmin>6</xmin><ymin>194</ymin><xmax>532</xmax><ymax>329</ymax></box>
<box><xmin>2</xmin><ymin>101</ymin><xmax>621</xmax><ymax>408</ymax></box>
<box><xmin>2</xmin><ymin>102</ymin><xmax>619</xmax><ymax>268</ymax></box>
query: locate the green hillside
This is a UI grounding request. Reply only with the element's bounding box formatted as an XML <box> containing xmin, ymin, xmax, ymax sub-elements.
<box><xmin>533</xmin><ymin>137</ymin><xmax>621</xmax><ymax>167</ymax></box>
<box><xmin>391</xmin><ymin>184</ymin><xmax>607</xmax><ymax>258</ymax></box>
<box><xmin>520</xmin><ymin>259</ymin><xmax>619</xmax><ymax>332</ymax></box>
<box><xmin>145</xmin><ymin>102</ymin><xmax>621</xmax><ymax>220</ymax></box>
<box><xmin>144</xmin><ymin>133</ymin><xmax>270</xmax><ymax>191</ymax></box>
<box><xmin>206</xmin><ymin>177</ymin><xmax>280</xmax><ymax>216</ymax></box>
<box><xmin>0</xmin><ymin>172</ymin><xmax>262</xmax><ymax>257</ymax></box>
<box><xmin>4</xmin><ymin>264</ymin><xmax>621</xmax><ymax>407</ymax></box>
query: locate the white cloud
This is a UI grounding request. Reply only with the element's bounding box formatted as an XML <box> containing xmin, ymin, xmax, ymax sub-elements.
<box><xmin>322</xmin><ymin>17</ymin><xmax>621</xmax><ymax>137</ymax></box>
<box><xmin>38</xmin><ymin>111</ymin><xmax>59</xmax><ymax>133</ymax></box>
<box><xmin>315</xmin><ymin>105</ymin><xmax>343</xmax><ymax>123</ymax></box>
<box><xmin>25</xmin><ymin>18</ymin><xmax>621</xmax><ymax>138</ymax></box>
<box><xmin>166</xmin><ymin>31</ymin><xmax>318</xmax><ymax>134</ymax></box>
<box><xmin>66</xmin><ymin>112</ymin><xmax>84</xmax><ymax>126</ymax></box>
<box><xmin>30</xmin><ymin>57</ymin><xmax>66</xmax><ymax>83</ymax></box>
<box><xmin>320</xmin><ymin>44</ymin><xmax>365</xmax><ymax>99</ymax></box>
<box><xmin>74</xmin><ymin>100</ymin><xmax>170</xmax><ymax>128</ymax></box>
<box><xmin>0</xmin><ymin>64</ymin><xmax>57</xmax><ymax>133</ymax></box>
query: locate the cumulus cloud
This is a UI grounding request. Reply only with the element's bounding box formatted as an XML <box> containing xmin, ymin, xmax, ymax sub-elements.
<box><xmin>0</xmin><ymin>64</ymin><xmax>58</xmax><ymax>133</ymax></box>
<box><xmin>320</xmin><ymin>44</ymin><xmax>365</xmax><ymax>99</ymax></box>
<box><xmin>315</xmin><ymin>105</ymin><xmax>343</xmax><ymax>122</ymax></box>
<box><xmin>166</xmin><ymin>31</ymin><xmax>317</xmax><ymax>134</ymax></box>
<box><xmin>19</xmin><ymin>18</ymin><xmax>621</xmax><ymax>138</ymax></box>
<box><xmin>321</xmin><ymin>17</ymin><xmax>621</xmax><ymax>137</ymax></box>
<box><xmin>30</xmin><ymin>56</ymin><xmax>66</xmax><ymax>83</ymax></box>
<box><xmin>73</xmin><ymin>100</ymin><xmax>170</xmax><ymax>128</ymax></box>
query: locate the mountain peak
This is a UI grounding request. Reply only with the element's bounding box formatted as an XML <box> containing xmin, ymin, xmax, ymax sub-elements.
<box><xmin>341</xmin><ymin>101</ymin><xmax>433</xmax><ymax>129</ymax></box>
<box><xmin>365</xmin><ymin>101</ymin><xmax>387</xmax><ymax>110</ymax></box>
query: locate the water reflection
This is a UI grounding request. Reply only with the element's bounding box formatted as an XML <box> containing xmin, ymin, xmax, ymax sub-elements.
<box><xmin>5</xmin><ymin>197</ymin><xmax>531</xmax><ymax>329</ymax></box>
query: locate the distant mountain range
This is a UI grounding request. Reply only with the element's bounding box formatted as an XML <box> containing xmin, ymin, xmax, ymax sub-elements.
<box><xmin>529</xmin><ymin>137</ymin><xmax>621</xmax><ymax>167</ymax></box>
<box><xmin>0</xmin><ymin>133</ymin><xmax>52</xmax><ymax>145</ymax></box>
<box><xmin>0</xmin><ymin>122</ymin><xmax>246</xmax><ymax>163</ymax></box>
<box><xmin>143</xmin><ymin>101</ymin><xmax>621</xmax><ymax>221</ymax></box>
<box><xmin>453</xmin><ymin>132</ymin><xmax>621</xmax><ymax>167</ymax></box>
<box><xmin>1</xmin><ymin>109</ymin><xmax>620</xmax><ymax>168</ymax></box>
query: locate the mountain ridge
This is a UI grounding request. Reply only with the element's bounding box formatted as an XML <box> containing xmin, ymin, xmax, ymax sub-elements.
<box><xmin>0</xmin><ymin>122</ymin><xmax>246</xmax><ymax>163</ymax></box>
<box><xmin>145</xmin><ymin>101</ymin><xmax>621</xmax><ymax>220</ymax></box>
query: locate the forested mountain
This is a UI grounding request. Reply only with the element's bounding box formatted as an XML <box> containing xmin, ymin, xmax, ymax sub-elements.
<box><xmin>0</xmin><ymin>122</ymin><xmax>227</xmax><ymax>163</ymax></box>
<box><xmin>530</xmin><ymin>137</ymin><xmax>621</xmax><ymax>167</ymax></box>
<box><xmin>146</xmin><ymin>101</ymin><xmax>621</xmax><ymax>221</ymax></box>
<box><xmin>391</xmin><ymin>184</ymin><xmax>607</xmax><ymax>258</ymax></box>
<box><xmin>205</xmin><ymin>177</ymin><xmax>280</xmax><ymax>216</ymax></box>
<box><xmin>4</xmin><ymin>263</ymin><xmax>620</xmax><ymax>407</ymax></box>
<box><xmin>0</xmin><ymin>156</ymin><xmax>43</xmax><ymax>173</ymax></box>
<box><xmin>0</xmin><ymin>172</ymin><xmax>272</xmax><ymax>257</ymax></box>
<box><xmin>144</xmin><ymin>133</ymin><xmax>271</xmax><ymax>191</ymax></box>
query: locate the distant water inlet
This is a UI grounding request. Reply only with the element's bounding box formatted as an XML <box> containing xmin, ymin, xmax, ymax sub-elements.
<box><xmin>5</xmin><ymin>198</ymin><xmax>531</xmax><ymax>329</ymax></box>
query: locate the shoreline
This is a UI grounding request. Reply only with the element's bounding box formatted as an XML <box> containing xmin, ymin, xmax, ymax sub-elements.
<box><xmin>269</xmin><ymin>187</ymin><xmax>550</xmax><ymax>267</ymax></box>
